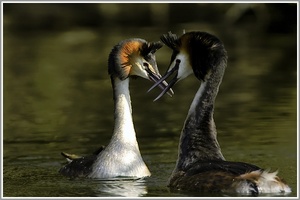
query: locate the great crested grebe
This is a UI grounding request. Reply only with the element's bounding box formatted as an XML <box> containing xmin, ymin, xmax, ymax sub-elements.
<box><xmin>149</xmin><ymin>31</ymin><xmax>291</xmax><ymax>195</ymax></box>
<box><xmin>59</xmin><ymin>38</ymin><xmax>173</xmax><ymax>179</ymax></box>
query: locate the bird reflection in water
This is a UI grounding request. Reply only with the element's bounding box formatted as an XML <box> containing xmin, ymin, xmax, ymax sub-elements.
<box><xmin>91</xmin><ymin>178</ymin><xmax>148</xmax><ymax>197</ymax></box>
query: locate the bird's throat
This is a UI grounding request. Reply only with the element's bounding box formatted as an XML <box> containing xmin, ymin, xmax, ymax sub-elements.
<box><xmin>111</xmin><ymin>77</ymin><xmax>137</xmax><ymax>143</ymax></box>
<box><xmin>174</xmin><ymin>71</ymin><xmax>226</xmax><ymax>172</ymax></box>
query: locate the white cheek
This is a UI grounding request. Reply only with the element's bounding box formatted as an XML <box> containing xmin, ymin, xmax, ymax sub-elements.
<box><xmin>130</xmin><ymin>61</ymin><xmax>148</xmax><ymax>79</ymax></box>
<box><xmin>170</xmin><ymin>53</ymin><xmax>193</xmax><ymax>81</ymax></box>
<box><xmin>130</xmin><ymin>57</ymin><xmax>149</xmax><ymax>79</ymax></box>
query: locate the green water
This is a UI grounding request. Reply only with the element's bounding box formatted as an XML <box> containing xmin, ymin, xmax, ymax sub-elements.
<box><xmin>2</xmin><ymin>3</ymin><xmax>297</xmax><ymax>197</ymax></box>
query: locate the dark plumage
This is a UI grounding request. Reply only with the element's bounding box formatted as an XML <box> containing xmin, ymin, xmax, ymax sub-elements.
<box><xmin>59</xmin><ymin>146</ymin><xmax>105</xmax><ymax>178</ymax></box>
<box><xmin>150</xmin><ymin>31</ymin><xmax>291</xmax><ymax>195</ymax></box>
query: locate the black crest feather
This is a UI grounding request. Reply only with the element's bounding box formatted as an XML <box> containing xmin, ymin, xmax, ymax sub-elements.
<box><xmin>140</xmin><ymin>41</ymin><xmax>163</xmax><ymax>57</ymax></box>
<box><xmin>160</xmin><ymin>31</ymin><xmax>180</xmax><ymax>50</ymax></box>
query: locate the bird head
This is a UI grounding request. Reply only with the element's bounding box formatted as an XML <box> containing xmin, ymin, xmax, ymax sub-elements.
<box><xmin>149</xmin><ymin>31</ymin><xmax>227</xmax><ymax>101</ymax></box>
<box><xmin>108</xmin><ymin>38</ymin><xmax>173</xmax><ymax>96</ymax></box>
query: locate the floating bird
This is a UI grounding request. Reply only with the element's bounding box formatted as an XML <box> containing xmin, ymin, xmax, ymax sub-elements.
<box><xmin>149</xmin><ymin>31</ymin><xmax>291</xmax><ymax>195</ymax></box>
<box><xmin>59</xmin><ymin>38</ymin><xmax>173</xmax><ymax>179</ymax></box>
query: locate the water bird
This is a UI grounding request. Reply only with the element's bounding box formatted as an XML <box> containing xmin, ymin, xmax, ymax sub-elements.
<box><xmin>59</xmin><ymin>38</ymin><xmax>173</xmax><ymax>179</ymax></box>
<box><xmin>149</xmin><ymin>31</ymin><xmax>291</xmax><ymax>195</ymax></box>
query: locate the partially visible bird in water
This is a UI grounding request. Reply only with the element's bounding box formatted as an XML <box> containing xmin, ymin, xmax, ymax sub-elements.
<box><xmin>149</xmin><ymin>31</ymin><xmax>291</xmax><ymax>195</ymax></box>
<box><xmin>59</xmin><ymin>38</ymin><xmax>173</xmax><ymax>179</ymax></box>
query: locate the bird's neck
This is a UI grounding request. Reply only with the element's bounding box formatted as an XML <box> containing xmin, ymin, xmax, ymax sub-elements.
<box><xmin>111</xmin><ymin>77</ymin><xmax>137</xmax><ymax>144</ymax></box>
<box><xmin>174</xmin><ymin>66</ymin><xmax>226</xmax><ymax>172</ymax></box>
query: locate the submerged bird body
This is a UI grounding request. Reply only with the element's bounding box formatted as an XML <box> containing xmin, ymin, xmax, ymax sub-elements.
<box><xmin>169</xmin><ymin>160</ymin><xmax>291</xmax><ymax>195</ymax></box>
<box><xmin>60</xmin><ymin>38</ymin><xmax>169</xmax><ymax>179</ymax></box>
<box><xmin>153</xmin><ymin>31</ymin><xmax>291</xmax><ymax>195</ymax></box>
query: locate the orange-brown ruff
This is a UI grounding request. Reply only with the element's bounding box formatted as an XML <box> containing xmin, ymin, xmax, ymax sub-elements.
<box><xmin>59</xmin><ymin>38</ymin><xmax>166</xmax><ymax>179</ymax></box>
<box><xmin>109</xmin><ymin>39</ymin><xmax>162</xmax><ymax>80</ymax></box>
<box><xmin>154</xmin><ymin>31</ymin><xmax>291</xmax><ymax>195</ymax></box>
<box><xmin>119</xmin><ymin>41</ymin><xmax>141</xmax><ymax>75</ymax></box>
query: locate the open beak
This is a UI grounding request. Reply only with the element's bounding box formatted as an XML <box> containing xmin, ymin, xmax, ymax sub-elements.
<box><xmin>148</xmin><ymin>59</ymin><xmax>181</xmax><ymax>101</ymax></box>
<box><xmin>144</xmin><ymin>63</ymin><xmax>174</xmax><ymax>99</ymax></box>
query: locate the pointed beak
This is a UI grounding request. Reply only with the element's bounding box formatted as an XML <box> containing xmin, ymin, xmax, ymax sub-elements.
<box><xmin>148</xmin><ymin>59</ymin><xmax>181</xmax><ymax>101</ymax></box>
<box><xmin>144</xmin><ymin>63</ymin><xmax>174</xmax><ymax>98</ymax></box>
